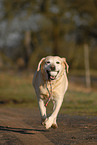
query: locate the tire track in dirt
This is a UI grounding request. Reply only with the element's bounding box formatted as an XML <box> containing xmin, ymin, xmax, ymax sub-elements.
<box><xmin>0</xmin><ymin>108</ymin><xmax>54</xmax><ymax>145</ymax></box>
<box><xmin>1</xmin><ymin>107</ymin><xmax>97</xmax><ymax>145</ymax></box>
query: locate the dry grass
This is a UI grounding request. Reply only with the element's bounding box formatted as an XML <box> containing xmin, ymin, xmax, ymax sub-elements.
<box><xmin>0</xmin><ymin>71</ymin><xmax>97</xmax><ymax>116</ymax></box>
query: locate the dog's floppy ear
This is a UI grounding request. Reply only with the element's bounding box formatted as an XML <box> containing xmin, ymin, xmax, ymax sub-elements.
<box><xmin>62</xmin><ymin>58</ymin><xmax>69</xmax><ymax>73</ymax></box>
<box><xmin>37</xmin><ymin>57</ymin><xmax>45</xmax><ymax>71</ymax></box>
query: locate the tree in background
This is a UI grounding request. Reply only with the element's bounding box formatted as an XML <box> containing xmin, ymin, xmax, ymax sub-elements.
<box><xmin>66</xmin><ymin>0</ymin><xmax>97</xmax><ymax>87</ymax></box>
<box><xmin>0</xmin><ymin>0</ymin><xmax>97</xmax><ymax>86</ymax></box>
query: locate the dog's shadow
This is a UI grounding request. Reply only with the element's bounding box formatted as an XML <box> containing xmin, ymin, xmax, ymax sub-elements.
<box><xmin>0</xmin><ymin>125</ymin><xmax>47</xmax><ymax>135</ymax></box>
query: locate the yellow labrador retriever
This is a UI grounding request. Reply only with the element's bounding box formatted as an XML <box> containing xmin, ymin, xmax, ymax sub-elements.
<box><xmin>33</xmin><ymin>56</ymin><xmax>69</xmax><ymax>129</ymax></box>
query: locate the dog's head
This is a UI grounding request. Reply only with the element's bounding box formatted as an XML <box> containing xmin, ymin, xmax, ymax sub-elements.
<box><xmin>37</xmin><ymin>56</ymin><xmax>69</xmax><ymax>80</ymax></box>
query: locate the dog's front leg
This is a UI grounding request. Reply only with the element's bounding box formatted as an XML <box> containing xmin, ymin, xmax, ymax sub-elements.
<box><xmin>44</xmin><ymin>98</ymin><xmax>63</xmax><ymax>129</ymax></box>
<box><xmin>38</xmin><ymin>98</ymin><xmax>47</xmax><ymax>124</ymax></box>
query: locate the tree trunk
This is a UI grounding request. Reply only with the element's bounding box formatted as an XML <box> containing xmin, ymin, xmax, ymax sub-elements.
<box><xmin>24</xmin><ymin>31</ymin><xmax>32</xmax><ymax>68</ymax></box>
<box><xmin>52</xmin><ymin>17</ymin><xmax>60</xmax><ymax>56</ymax></box>
<box><xmin>84</xmin><ymin>44</ymin><xmax>91</xmax><ymax>88</ymax></box>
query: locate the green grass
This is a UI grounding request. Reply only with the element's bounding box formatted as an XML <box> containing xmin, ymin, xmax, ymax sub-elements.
<box><xmin>61</xmin><ymin>90</ymin><xmax>97</xmax><ymax>115</ymax></box>
<box><xmin>0</xmin><ymin>71</ymin><xmax>37</xmax><ymax>107</ymax></box>
<box><xmin>0</xmin><ymin>71</ymin><xmax>97</xmax><ymax>115</ymax></box>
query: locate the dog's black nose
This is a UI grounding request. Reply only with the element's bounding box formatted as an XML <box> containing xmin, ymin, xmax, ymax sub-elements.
<box><xmin>50</xmin><ymin>65</ymin><xmax>55</xmax><ymax>71</ymax></box>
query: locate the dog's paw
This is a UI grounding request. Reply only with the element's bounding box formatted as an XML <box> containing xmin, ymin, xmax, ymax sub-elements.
<box><xmin>44</xmin><ymin>117</ymin><xmax>53</xmax><ymax>129</ymax></box>
<box><xmin>41</xmin><ymin>117</ymin><xmax>47</xmax><ymax>125</ymax></box>
<box><xmin>51</xmin><ymin>123</ymin><xmax>58</xmax><ymax>129</ymax></box>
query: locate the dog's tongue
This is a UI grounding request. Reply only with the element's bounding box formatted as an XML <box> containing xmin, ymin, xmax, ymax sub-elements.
<box><xmin>50</xmin><ymin>75</ymin><xmax>55</xmax><ymax>80</ymax></box>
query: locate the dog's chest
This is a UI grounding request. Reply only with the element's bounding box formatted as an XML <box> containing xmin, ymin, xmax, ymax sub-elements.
<box><xmin>39</xmin><ymin>80</ymin><xmax>62</xmax><ymax>100</ymax></box>
<box><xmin>39</xmin><ymin>81</ymin><xmax>52</xmax><ymax>98</ymax></box>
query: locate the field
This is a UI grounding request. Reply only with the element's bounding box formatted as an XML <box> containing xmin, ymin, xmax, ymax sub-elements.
<box><xmin>0</xmin><ymin>71</ymin><xmax>97</xmax><ymax>116</ymax></box>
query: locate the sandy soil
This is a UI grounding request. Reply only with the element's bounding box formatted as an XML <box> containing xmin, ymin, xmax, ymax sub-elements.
<box><xmin>0</xmin><ymin>107</ymin><xmax>97</xmax><ymax>145</ymax></box>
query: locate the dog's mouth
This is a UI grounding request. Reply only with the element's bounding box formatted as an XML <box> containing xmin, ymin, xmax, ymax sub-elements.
<box><xmin>46</xmin><ymin>70</ymin><xmax>59</xmax><ymax>80</ymax></box>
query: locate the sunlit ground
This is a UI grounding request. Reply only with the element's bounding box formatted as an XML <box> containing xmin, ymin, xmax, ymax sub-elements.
<box><xmin>0</xmin><ymin>71</ymin><xmax>97</xmax><ymax>116</ymax></box>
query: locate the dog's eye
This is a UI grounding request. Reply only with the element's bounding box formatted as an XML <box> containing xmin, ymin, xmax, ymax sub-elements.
<box><xmin>46</xmin><ymin>61</ymin><xmax>50</xmax><ymax>64</ymax></box>
<box><xmin>56</xmin><ymin>61</ymin><xmax>60</xmax><ymax>64</ymax></box>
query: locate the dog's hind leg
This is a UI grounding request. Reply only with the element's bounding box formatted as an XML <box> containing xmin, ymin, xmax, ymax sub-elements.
<box><xmin>51</xmin><ymin>117</ymin><xmax>58</xmax><ymax>129</ymax></box>
<box><xmin>51</xmin><ymin>101</ymin><xmax>58</xmax><ymax>129</ymax></box>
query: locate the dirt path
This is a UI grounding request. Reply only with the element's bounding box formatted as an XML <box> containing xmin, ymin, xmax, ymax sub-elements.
<box><xmin>0</xmin><ymin>107</ymin><xmax>97</xmax><ymax>145</ymax></box>
<box><xmin>0</xmin><ymin>108</ymin><xmax>54</xmax><ymax>145</ymax></box>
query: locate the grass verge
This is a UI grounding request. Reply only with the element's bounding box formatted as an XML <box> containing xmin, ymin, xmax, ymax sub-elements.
<box><xmin>0</xmin><ymin>71</ymin><xmax>97</xmax><ymax>116</ymax></box>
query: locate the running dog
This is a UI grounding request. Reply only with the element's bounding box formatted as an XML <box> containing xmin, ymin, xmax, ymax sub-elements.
<box><xmin>33</xmin><ymin>56</ymin><xmax>69</xmax><ymax>129</ymax></box>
